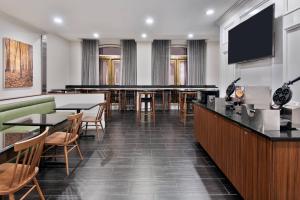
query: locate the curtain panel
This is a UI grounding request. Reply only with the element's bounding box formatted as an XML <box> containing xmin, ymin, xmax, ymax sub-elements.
<box><xmin>121</xmin><ymin>40</ymin><xmax>137</xmax><ymax>85</ymax></box>
<box><xmin>187</xmin><ymin>40</ymin><xmax>206</xmax><ymax>85</ymax></box>
<box><xmin>151</xmin><ymin>40</ymin><xmax>170</xmax><ymax>85</ymax></box>
<box><xmin>81</xmin><ymin>39</ymin><xmax>99</xmax><ymax>85</ymax></box>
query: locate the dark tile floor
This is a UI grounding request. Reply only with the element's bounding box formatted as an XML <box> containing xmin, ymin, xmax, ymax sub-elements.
<box><xmin>17</xmin><ymin>111</ymin><xmax>242</xmax><ymax>200</ymax></box>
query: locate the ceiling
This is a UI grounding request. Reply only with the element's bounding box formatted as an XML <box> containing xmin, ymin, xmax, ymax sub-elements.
<box><xmin>0</xmin><ymin>0</ymin><xmax>238</xmax><ymax>41</ymax></box>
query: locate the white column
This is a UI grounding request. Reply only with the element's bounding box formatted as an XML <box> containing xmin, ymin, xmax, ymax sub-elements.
<box><xmin>137</xmin><ymin>41</ymin><xmax>152</xmax><ymax>85</ymax></box>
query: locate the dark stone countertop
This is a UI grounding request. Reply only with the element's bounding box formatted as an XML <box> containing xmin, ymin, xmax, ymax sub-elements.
<box><xmin>194</xmin><ymin>100</ymin><xmax>300</xmax><ymax>141</ymax></box>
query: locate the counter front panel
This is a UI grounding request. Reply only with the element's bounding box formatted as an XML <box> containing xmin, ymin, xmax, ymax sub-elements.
<box><xmin>194</xmin><ymin>102</ymin><xmax>300</xmax><ymax>200</ymax></box>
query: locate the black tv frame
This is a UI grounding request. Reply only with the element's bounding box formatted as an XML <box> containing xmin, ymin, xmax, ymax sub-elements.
<box><xmin>228</xmin><ymin>4</ymin><xmax>275</xmax><ymax>65</ymax></box>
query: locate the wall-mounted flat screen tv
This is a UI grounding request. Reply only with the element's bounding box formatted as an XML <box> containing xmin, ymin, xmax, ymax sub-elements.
<box><xmin>228</xmin><ymin>4</ymin><xmax>274</xmax><ymax>64</ymax></box>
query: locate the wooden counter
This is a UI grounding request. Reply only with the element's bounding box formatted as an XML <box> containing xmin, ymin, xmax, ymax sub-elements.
<box><xmin>194</xmin><ymin>103</ymin><xmax>300</xmax><ymax>200</ymax></box>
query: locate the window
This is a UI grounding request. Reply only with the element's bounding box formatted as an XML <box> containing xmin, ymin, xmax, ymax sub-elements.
<box><xmin>169</xmin><ymin>46</ymin><xmax>188</xmax><ymax>85</ymax></box>
<box><xmin>99</xmin><ymin>46</ymin><xmax>121</xmax><ymax>85</ymax></box>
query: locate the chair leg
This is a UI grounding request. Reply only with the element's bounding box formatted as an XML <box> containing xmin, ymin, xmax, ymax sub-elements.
<box><xmin>95</xmin><ymin>122</ymin><xmax>100</xmax><ymax>141</ymax></box>
<box><xmin>63</xmin><ymin>146</ymin><xmax>69</xmax><ymax>176</ymax></box>
<box><xmin>139</xmin><ymin>96</ymin><xmax>142</xmax><ymax>121</ymax></box>
<box><xmin>8</xmin><ymin>193</ymin><xmax>15</xmax><ymax>200</ymax></box>
<box><xmin>54</xmin><ymin>146</ymin><xmax>57</xmax><ymax>161</ymax></box>
<box><xmin>85</xmin><ymin>122</ymin><xmax>88</xmax><ymax>135</ymax></box>
<box><xmin>152</xmin><ymin>95</ymin><xmax>156</xmax><ymax>121</ymax></box>
<box><xmin>100</xmin><ymin>121</ymin><xmax>105</xmax><ymax>133</ymax></box>
<box><xmin>33</xmin><ymin>177</ymin><xmax>45</xmax><ymax>200</ymax></box>
<box><xmin>75</xmin><ymin>141</ymin><xmax>84</xmax><ymax>160</ymax></box>
<box><xmin>183</xmin><ymin>97</ymin><xmax>187</xmax><ymax>125</ymax></box>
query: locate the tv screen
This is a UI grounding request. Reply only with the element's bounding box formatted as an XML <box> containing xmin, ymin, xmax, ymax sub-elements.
<box><xmin>228</xmin><ymin>5</ymin><xmax>274</xmax><ymax>64</ymax></box>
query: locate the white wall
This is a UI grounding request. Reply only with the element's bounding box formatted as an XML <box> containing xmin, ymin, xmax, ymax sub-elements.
<box><xmin>286</xmin><ymin>0</ymin><xmax>300</xmax><ymax>12</ymax></box>
<box><xmin>137</xmin><ymin>41</ymin><xmax>152</xmax><ymax>85</ymax></box>
<box><xmin>218</xmin><ymin>0</ymin><xmax>285</xmax><ymax>97</ymax></box>
<box><xmin>283</xmin><ymin>0</ymin><xmax>300</xmax><ymax>102</ymax></box>
<box><xmin>206</xmin><ymin>41</ymin><xmax>220</xmax><ymax>85</ymax></box>
<box><xmin>0</xmin><ymin>12</ymin><xmax>73</xmax><ymax>99</ymax></box>
<box><xmin>46</xmin><ymin>34</ymin><xmax>70</xmax><ymax>91</ymax></box>
<box><xmin>69</xmin><ymin>41</ymin><xmax>82</xmax><ymax>85</ymax></box>
<box><xmin>0</xmin><ymin>12</ymin><xmax>41</xmax><ymax>100</ymax></box>
<box><xmin>52</xmin><ymin>94</ymin><xmax>105</xmax><ymax>128</ymax></box>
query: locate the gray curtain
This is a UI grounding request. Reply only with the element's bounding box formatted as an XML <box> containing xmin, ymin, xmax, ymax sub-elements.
<box><xmin>151</xmin><ymin>40</ymin><xmax>170</xmax><ymax>85</ymax></box>
<box><xmin>121</xmin><ymin>40</ymin><xmax>137</xmax><ymax>85</ymax></box>
<box><xmin>187</xmin><ymin>40</ymin><xmax>206</xmax><ymax>85</ymax></box>
<box><xmin>82</xmin><ymin>39</ymin><xmax>99</xmax><ymax>85</ymax></box>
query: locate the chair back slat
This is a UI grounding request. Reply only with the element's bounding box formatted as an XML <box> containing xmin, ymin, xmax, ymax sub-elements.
<box><xmin>26</xmin><ymin>145</ymin><xmax>36</xmax><ymax>175</ymax></box>
<box><xmin>65</xmin><ymin>112</ymin><xmax>83</xmax><ymax>143</ymax></box>
<box><xmin>10</xmin><ymin>152</ymin><xmax>20</xmax><ymax>187</ymax></box>
<box><xmin>96</xmin><ymin>102</ymin><xmax>106</xmax><ymax>121</ymax></box>
<box><xmin>10</xmin><ymin>128</ymin><xmax>48</xmax><ymax>187</ymax></box>
<box><xmin>18</xmin><ymin>148</ymin><xmax>29</xmax><ymax>182</ymax></box>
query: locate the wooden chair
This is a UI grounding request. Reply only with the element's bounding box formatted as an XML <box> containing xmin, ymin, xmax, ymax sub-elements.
<box><xmin>0</xmin><ymin>128</ymin><xmax>49</xmax><ymax>200</ymax></box>
<box><xmin>81</xmin><ymin>102</ymin><xmax>106</xmax><ymax>141</ymax></box>
<box><xmin>42</xmin><ymin>113</ymin><xmax>83</xmax><ymax>176</ymax></box>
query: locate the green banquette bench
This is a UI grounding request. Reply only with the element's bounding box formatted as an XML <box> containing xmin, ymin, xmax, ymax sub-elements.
<box><xmin>0</xmin><ymin>96</ymin><xmax>56</xmax><ymax>137</ymax></box>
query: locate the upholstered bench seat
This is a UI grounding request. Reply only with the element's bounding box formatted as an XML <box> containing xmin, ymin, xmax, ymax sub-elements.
<box><xmin>1</xmin><ymin>126</ymin><xmax>39</xmax><ymax>134</ymax></box>
<box><xmin>0</xmin><ymin>96</ymin><xmax>57</xmax><ymax>164</ymax></box>
<box><xmin>0</xmin><ymin>97</ymin><xmax>56</xmax><ymax>132</ymax></box>
<box><xmin>0</xmin><ymin>97</ymin><xmax>56</xmax><ymax>150</ymax></box>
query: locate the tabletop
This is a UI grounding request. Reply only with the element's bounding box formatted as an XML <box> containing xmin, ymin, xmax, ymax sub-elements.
<box><xmin>0</xmin><ymin>131</ymin><xmax>40</xmax><ymax>154</ymax></box>
<box><xmin>1</xmin><ymin>112</ymin><xmax>70</xmax><ymax>154</ymax></box>
<box><xmin>54</xmin><ymin>103</ymin><xmax>99</xmax><ymax>111</ymax></box>
<box><xmin>3</xmin><ymin>112</ymin><xmax>70</xmax><ymax>127</ymax></box>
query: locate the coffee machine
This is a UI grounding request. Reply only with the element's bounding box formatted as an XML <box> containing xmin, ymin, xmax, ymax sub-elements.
<box><xmin>197</xmin><ymin>89</ymin><xmax>219</xmax><ymax>105</ymax></box>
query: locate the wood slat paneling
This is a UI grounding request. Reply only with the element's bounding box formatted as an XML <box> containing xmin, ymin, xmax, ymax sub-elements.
<box><xmin>194</xmin><ymin>105</ymin><xmax>300</xmax><ymax>200</ymax></box>
<box><xmin>272</xmin><ymin>142</ymin><xmax>300</xmax><ymax>200</ymax></box>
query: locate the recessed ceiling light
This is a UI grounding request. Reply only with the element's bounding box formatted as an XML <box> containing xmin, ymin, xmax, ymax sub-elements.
<box><xmin>53</xmin><ymin>17</ymin><xmax>63</xmax><ymax>24</ymax></box>
<box><xmin>141</xmin><ymin>33</ymin><xmax>147</xmax><ymax>38</ymax></box>
<box><xmin>145</xmin><ymin>17</ymin><xmax>154</xmax><ymax>25</ymax></box>
<box><xmin>206</xmin><ymin>9</ymin><xmax>215</xmax><ymax>15</ymax></box>
<box><xmin>93</xmin><ymin>33</ymin><xmax>99</xmax><ymax>38</ymax></box>
<box><xmin>188</xmin><ymin>33</ymin><xmax>194</xmax><ymax>39</ymax></box>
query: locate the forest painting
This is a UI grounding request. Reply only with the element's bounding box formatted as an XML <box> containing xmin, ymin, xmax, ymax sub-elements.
<box><xmin>3</xmin><ymin>38</ymin><xmax>33</xmax><ymax>88</ymax></box>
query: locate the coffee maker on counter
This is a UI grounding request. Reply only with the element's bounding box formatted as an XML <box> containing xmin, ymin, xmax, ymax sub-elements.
<box><xmin>197</xmin><ymin>89</ymin><xmax>220</xmax><ymax>105</ymax></box>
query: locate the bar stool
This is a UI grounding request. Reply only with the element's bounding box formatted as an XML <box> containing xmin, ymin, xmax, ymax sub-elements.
<box><xmin>124</xmin><ymin>90</ymin><xmax>137</xmax><ymax>111</ymax></box>
<box><xmin>154</xmin><ymin>90</ymin><xmax>168</xmax><ymax>111</ymax></box>
<box><xmin>179</xmin><ymin>91</ymin><xmax>197</xmax><ymax>124</ymax></box>
<box><xmin>104</xmin><ymin>91</ymin><xmax>112</xmax><ymax>118</ymax></box>
<box><xmin>166</xmin><ymin>90</ymin><xmax>179</xmax><ymax>110</ymax></box>
<box><xmin>110</xmin><ymin>90</ymin><xmax>121</xmax><ymax>111</ymax></box>
<box><xmin>138</xmin><ymin>91</ymin><xmax>156</xmax><ymax>121</ymax></box>
<box><xmin>118</xmin><ymin>90</ymin><xmax>124</xmax><ymax>111</ymax></box>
